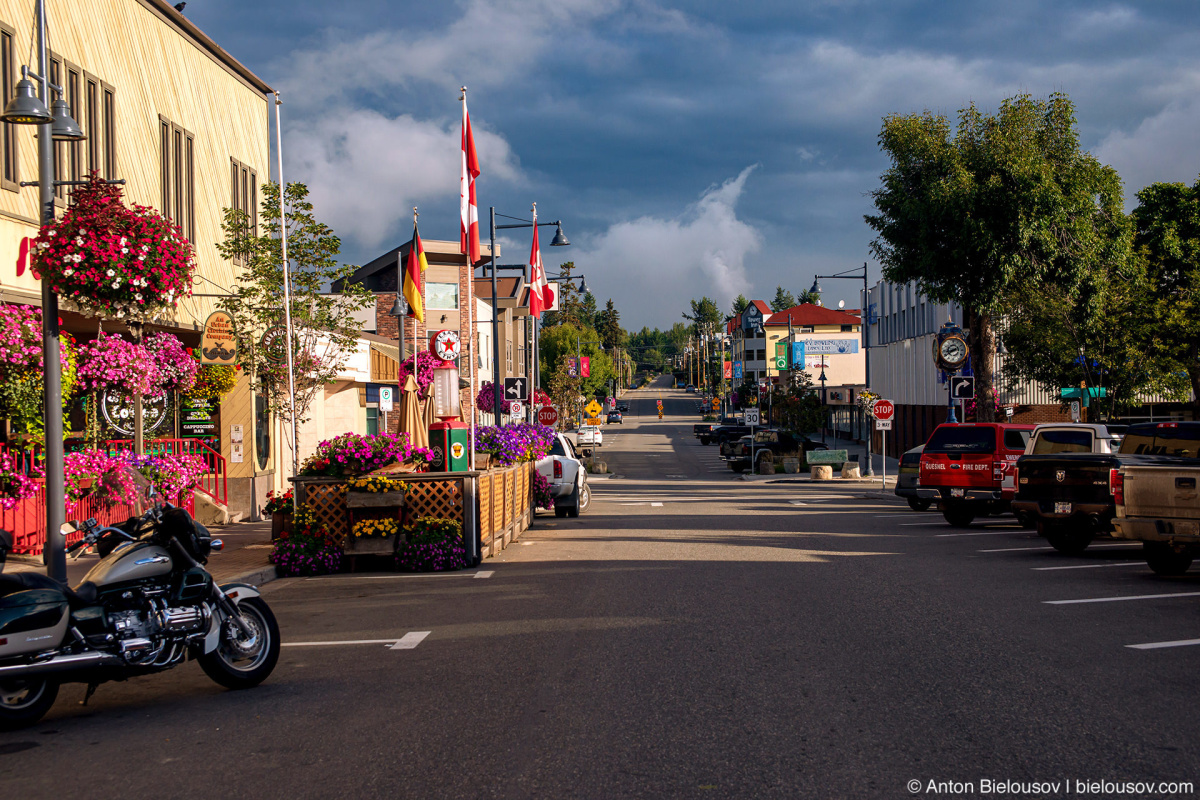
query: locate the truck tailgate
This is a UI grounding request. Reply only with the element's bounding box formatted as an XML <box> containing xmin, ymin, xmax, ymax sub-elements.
<box><xmin>1122</xmin><ymin>464</ymin><xmax>1200</xmax><ymax>521</ymax></box>
<box><xmin>1016</xmin><ymin>454</ymin><xmax>1117</xmax><ymax>509</ymax></box>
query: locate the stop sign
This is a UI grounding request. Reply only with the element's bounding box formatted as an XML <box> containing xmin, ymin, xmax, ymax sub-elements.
<box><xmin>538</xmin><ymin>406</ymin><xmax>559</xmax><ymax>427</ymax></box>
<box><xmin>872</xmin><ymin>399</ymin><xmax>895</xmax><ymax>420</ymax></box>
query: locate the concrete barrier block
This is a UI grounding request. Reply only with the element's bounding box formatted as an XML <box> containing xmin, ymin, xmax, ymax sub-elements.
<box><xmin>811</xmin><ymin>465</ymin><xmax>833</xmax><ymax>481</ymax></box>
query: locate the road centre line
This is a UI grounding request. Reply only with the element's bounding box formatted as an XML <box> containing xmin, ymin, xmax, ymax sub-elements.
<box><xmin>935</xmin><ymin>530</ymin><xmax>1030</xmax><ymax>537</ymax></box>
<box><xmin>1045</xmin><ymin>592</ymin><xmax>1200</xmax><ymax>606</ymax></box>
<box><xmin>1032</xmin><ymin>562</ymin><xmax>1144</xmax><ymax>571</ymax></box>
<box><xmin>979</xmin><ymin>543</ymin><xmax>1138</xmax><ymax>553</ymax></box>
<box><xmin>1127</xmin><ymin>638</ymin><xmax>1200</xmax><ymax>650</ymax></box>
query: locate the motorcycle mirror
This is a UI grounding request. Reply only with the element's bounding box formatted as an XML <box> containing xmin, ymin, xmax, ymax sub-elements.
<box><xmin>210</xmin><ymin>539</ymin><xmax>224</xmax><ymax>552</ymax></box>
<box><xmin>60</xmin><ymin>521</ymin><xmax>78</xmax><ymax>535</ymax></box>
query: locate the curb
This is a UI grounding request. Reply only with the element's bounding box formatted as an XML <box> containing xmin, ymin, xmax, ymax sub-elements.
<box><xmin>221</xmin><ymin>564</ymin><xmax>278</xmax><ymax>588</ymax></box>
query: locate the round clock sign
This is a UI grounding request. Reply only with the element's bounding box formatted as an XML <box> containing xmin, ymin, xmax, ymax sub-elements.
<box><xmin>432</xmin><ymin>329</ymin><xmax>460</xmax><ymax>362</ymax></box>
<box><xmin>938</xmin><ymin>335</ymin><xmax>969</xmax><ymax>369</ymax></box>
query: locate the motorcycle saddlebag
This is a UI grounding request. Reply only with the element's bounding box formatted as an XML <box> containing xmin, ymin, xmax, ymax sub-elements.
<box><xmin>0</xmin><ymin>589</ymin><xmax>68</xmax><ymax>658</ymax></box>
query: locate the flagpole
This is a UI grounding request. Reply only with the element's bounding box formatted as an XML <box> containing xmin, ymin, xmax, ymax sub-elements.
<box><xmin>463</xmin><ymin>89</ymin><xmax>477</xmax><ymax>464</ymax></box>
<box><xmin>275</xmin><ymin>92</ymin><xmax>299</xmax><ymax>479</ymax></box>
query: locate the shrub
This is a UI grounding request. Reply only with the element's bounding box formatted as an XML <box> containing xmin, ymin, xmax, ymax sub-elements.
<box><xmin>270</xmin><ymin>515</ymin><xmax>342</xmax><ymax>577</ymax></box>
<box><xmin>395</xmin><ymin>516</ymin><xmax>466</xmax><ymax>572</ymax></box>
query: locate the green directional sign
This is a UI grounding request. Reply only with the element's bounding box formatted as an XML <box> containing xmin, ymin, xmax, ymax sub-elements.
<box><xmin>1060</xmin><ymin>387</ymin><xmax>1107</xmax><ymax>407</ymax></box>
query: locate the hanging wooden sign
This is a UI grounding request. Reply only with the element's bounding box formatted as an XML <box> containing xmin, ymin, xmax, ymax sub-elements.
<box><xmin>200</xmin><ymin>311</ymin><xmax>238</xmax><ymax>365</ymax></box>
<box><xmin>259</xmin><ymin>326</ymin><xmax>289</xmax><ymax>364</ymax></box>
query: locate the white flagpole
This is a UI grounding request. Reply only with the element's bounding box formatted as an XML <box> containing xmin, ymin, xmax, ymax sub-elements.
<box><xmin>463</xmin><ymin>86</ymin><xmax>477</xmax><ymax>464</ymax></box>
<box><xmin>275</xmin><ymin>92</ymin><xmax>299</xmax><ymax>479</ymax></box>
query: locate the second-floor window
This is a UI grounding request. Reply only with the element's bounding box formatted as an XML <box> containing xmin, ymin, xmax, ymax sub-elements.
<box><xmin>0</xmin><ymin>22</ymin><xmax>16</xmax><ymax>192</ymax></box>
<box><xmin>160</xmin><ymin>116</ymin><xmax>194</xmax><ymax>242</ymax></box>
<box><xmin>230</xmin><ymin>157</ymin><xmax>257</xmax><ymax>264</ymax></box>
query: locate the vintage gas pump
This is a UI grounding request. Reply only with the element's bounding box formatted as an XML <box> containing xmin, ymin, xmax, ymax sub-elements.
<box><xmin>428</xmin><ymin>330</ymin><xmax>470</xmax><ymax>472</ymax></box>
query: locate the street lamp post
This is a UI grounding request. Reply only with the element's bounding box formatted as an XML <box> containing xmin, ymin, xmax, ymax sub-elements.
<box><xmin>1</xmin><ymin>0</ymin><xmax>86</xmax><ymax>581</ymax></box>
<box><xmin>810</xmin><ymin>262</ymin><xmax>873</xmax><ymax>475</ymax></box>
<box><xmin>488</xmin><ymin>208</ymin><xmax>568</xmax><ymax>425</ymax></box>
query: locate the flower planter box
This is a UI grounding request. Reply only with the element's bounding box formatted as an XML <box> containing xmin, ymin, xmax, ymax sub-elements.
<box><xmin>345</xmin><ymin>491</ymin><xmax>406</xmax><ymax>509</ymax></box>
<box><xmin>344</xmin><ymin>533</ymin><xmax>399</xmax><ymax>556</ymax></box>
<box><xmin>271</xmin><ymin>512</ymin><xmax>293</xmax><ymax>539</ymax></box>
<box><xmin>782</xmin><ymin>458</ymin><xmax>800</xmax><ymax>474</ymax></box>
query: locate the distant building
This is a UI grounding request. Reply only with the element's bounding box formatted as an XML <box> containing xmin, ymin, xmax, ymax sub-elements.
<box><xmin>728</xmin><ymin>300</ymin><xmax>771</xmax><ymax>383</ymax></box>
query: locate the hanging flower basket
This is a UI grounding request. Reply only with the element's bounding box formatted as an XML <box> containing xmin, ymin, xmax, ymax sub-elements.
<box><xmin>29</xmin><ymin>174</ymin><xmax>195</xmax><ymax>320</ymax></box>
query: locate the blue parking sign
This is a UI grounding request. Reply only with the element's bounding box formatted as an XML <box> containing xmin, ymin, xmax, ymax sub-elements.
<box><xmin>733</xmin><ymin>361</ymin><xmax>743</xmax><ymax>381</ymax></box>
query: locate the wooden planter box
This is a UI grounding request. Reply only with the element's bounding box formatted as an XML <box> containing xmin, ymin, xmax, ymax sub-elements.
<box><xmin>344</xmin><ymin>533</ymin><xmax>399</xmax><ymax>555</ymax></box>
<box><xmin>345</xmin><ymin>491</ymin><xmax>406</xmax><ymax>509</ymax></box>
<box><xmin>271</xmin><ymin>512</ymin><xmax>293</xmax><ymax>539</ymax></box>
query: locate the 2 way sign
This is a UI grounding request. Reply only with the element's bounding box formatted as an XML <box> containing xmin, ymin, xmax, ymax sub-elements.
<box><xmin>503</xmin><ymin>377</ymin><xmax>527</xmax><ymax>401</ymax></box>
<box><xmin>950</xmin><ymin>376</ymin><xmax>975</xmax><ymax>400</ymax></box>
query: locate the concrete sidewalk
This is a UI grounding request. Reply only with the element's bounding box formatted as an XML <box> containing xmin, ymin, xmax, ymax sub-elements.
<box><xmin>4</xmin><ymin>517</ymin><xmax>277</xmax><ymax>587</ymax></box>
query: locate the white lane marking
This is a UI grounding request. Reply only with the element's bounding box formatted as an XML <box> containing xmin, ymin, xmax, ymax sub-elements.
<box><xmin>935</xmin><ymin>530</ymin><xmax>1028</xmax><ymax>537</ymax></box>
<box><xmin>392</xmin><ymin>631</ymin><xmax>431</xmax><ymax>649</ymax></box>
<box><xmin>789</xmin><ymin>501</ymin><xmax>807</xmax><ymax>506</ymax></box>
<box><xmin>899</xmin><ymin>521</ymin><xmax>950</xmax><ymax>527</ymax></box>
<box><xmin>1045</xmin><ymin>592</ymin><xmax>1200</xmax><ymax>606</ymax></box>
<box><xmin>1032</xmin><ymin>562</ymin><xmax>1144</xmax><ymax>571</ymax></box>
<box><xmin>666</xmin><ymin>474</ymin><xmax>687</xmax><ymax>478</ymax></box>
<box><xmin>874</xmin><ymin>514</ymin><xmax>932</xmax><ymax>519</ymax></box>
<box><xmin>979</xmin><ymin>543</ymin><xmax>1137</xmax><ymax>553</ymax></box>
<box><xmin>651</xmin><ymin>502</ymin><xmax>663</xmax><ymax>507</ymax></box>
<box><xmin>284</xmin><ymin>638</ymin><xmax>407</xmax><ymax>648</ymax></box>
<box><xmin>520</xmin><ymin>541</ymin><xmax>537</xmax><ymax>546</ymax></box>
<box><xmin>1127</xmin><ymin>638</ymin><xmax>1200</xmax><ymax>650</ymax></box>
<box><xmin>474</xmin><ymin>570</ymin><xmax>495</xmax><ymax>578</ymax></box>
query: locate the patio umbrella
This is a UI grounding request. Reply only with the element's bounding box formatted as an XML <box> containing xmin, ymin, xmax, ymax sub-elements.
<box><xmin>399</xmin><ymin>374</ymin><xmax>428</xmax><ymax>451</ymax></box>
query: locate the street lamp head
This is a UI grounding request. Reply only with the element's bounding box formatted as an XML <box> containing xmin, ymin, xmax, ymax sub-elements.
<box><xmin>1</xmin><ymin>78</ymin><xmax>51</xmax><ymax>125</ymax></box>
<box><xmin>50</xmin><ymin>96</ymin><xmax>84</xmax><ymax>142</ymax></box>
<box><xmin>809</xmin><ymin>277</ymin><xmax>821</xmax><ymax>295</ymax></box>
<box><xmin>387</xmin><ymin>294</ymin><xmax>405</xmax><ymax>317</ymax></box>
<box><xmin>578</xmin><ymin>275</ymin><xmax>590</xmax><ymax>296</ymax></box>
<box><xmin>550</xmin><ymin>222</ymin><xmax>569</xmax><ymax>247</ymax></box>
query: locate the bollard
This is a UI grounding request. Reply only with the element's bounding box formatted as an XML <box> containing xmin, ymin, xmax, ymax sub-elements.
<box><xmin>811</xmin><ymin>465</ymin><xmax>833</xmax><ymax>481</ymax></box>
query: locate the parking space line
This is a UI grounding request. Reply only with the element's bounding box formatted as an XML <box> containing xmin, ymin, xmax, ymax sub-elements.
<box><xmin>979</xmin><ymin>543</ymin><xmax>1137</xmax><ymax>553</ymax></box>
<box><xmin>474</xmin><ymin>570</ymin><xmax>495</xmax><ymax>579</ymax></box>
<box><xmin>1127</xmin><ymin>638</ymin><xmax>1200</xmax><ymax>650</ymax></box>
<box><xmin>1045</xmin><ymin>592</ymin><xmax>1200</xmax><ymax>606</ymax></box>
<box><xmin>1032</xmin><ymin>562</ymin><xmax>1144</xmax><ymax>571</ymax></box>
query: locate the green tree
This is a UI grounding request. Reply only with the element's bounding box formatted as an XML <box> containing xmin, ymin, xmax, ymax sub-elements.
<box><xmin>1132</xmin><ymin>178</ymin><xmax>1200</xmax><ymax>414</ymax></box>
<box><xmin>770</xmin><ymin>286</ymin><xmax>796</xmax><ymax>312</ymax></box>
<box><xmin>217</xmin><ymin>182</ymin><xmax>374</xmax><ymax>459</ymax></box>
<box><xmin>865</xmin><ymin>93</ymin><xmax>1128</xmax><ymax>421</ymax></box>
<box><xmin>731</xmin><ymin>294</ymin><xmax>749</xmax><ymax>317</ymax></box>
<box><xmin>595</xmin><ymin>299</ymin><xmax>623</xmax><ymax>350</ymax></box>
<box><xmin>796</xmin><ymin>288</ymin><xmax>821</xmax><ymax>306</ymax></box>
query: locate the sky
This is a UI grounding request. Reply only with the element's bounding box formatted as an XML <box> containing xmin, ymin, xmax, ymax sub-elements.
<box><xmin>186</xmin><ymin>0</ymin><xmax>1200</xmax><ymax>329</ymax></box>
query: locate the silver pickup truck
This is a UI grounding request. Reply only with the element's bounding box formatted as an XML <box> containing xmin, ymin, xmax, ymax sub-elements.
<box><xmin>1111</xmin><ymin>422</ymin><xmax>1200</xmax><ymax>575</ymax></box>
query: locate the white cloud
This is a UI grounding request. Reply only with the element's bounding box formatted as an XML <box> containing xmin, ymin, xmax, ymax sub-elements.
<box><xmin>1095</xmin><ymin>98</ymin><xmax>1200</xmax><ymax>203</ymax></box>
<box><xmin>287</xmin><ymin>109</ymin><xmax>521</xmax><ymax>248</ymax></box>
<box><xmin>576</xmin><ymin>166</ymin><xmax>761</xmax><ymax>327</ymax></box>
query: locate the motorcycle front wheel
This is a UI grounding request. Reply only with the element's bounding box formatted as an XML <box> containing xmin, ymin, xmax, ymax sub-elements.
<box><xmin>199</xmin><ymin>597</ymin><xmax>280</xmax><ymax>690</ymax></box>
<box><xmin>0</xmin><ymin>678</ymin><xmax>58</xmax><ymax>730</ymax></box>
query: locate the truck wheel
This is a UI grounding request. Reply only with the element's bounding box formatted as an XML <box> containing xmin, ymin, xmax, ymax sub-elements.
<box><xmin>1145</xmin><ymin>542</ymin><xmax>1193</xmax><ymax>576</ymax></box>
<box><xmin>1014</xmin><ymin>511</ymin><xmax>1035</xmax><ymax>529</ymax></box>
<box><xmin>942</xmin><ymin>504</ymin><xmax>975</xmax><ymax>528</ymax></box>
<box><xmin>730</xmin><ymin>465</ymin><xmax>746</xmax><ymax>474</ymax></box>
<box><xmin>1042</xmin><ymin>523</ymin><xmax>1094</xmax><ymax>555</ymax></box>
<box><xmin>700</xmin><ymin>438</ymin><xmax>710</xmax><ymax>446</ymax></box>
<box><xmin>907</xmin><ymin>497</ymin><xmax>932</xmax><ymax>512</ymax></box>
<box><xmin>577</xmin><ymin>482</ymin><xmax>590</xmax><ymax>513</ymax></box>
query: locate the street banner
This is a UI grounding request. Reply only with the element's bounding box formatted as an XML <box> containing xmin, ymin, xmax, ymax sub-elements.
<box><xmin>460</xmin><ymin>93</ymin><xmax>480</xmax><ymax>264</ymax></box>
<box><xmin>733</xmin><ymin>361</ymin><xmax>743</xmax><ymax>381</ymax></box>
<box><xmin>527</xmin><ymin>205</ymin><xmax>553</xmax><ymax>318</ymax></box>
<box><xmin>791</xmin><ymin>341</ymin><xmax>806</xmax><ymax>368</ymax></box>
<box><xmin>774</xmin><ymin>343</ymin><xmax>787</xmax><ymax>369</ymax></box>
<box><xmin>723</xmin><ymin>361</ymin><xmax>732</xmax><ymax>379</ymax></box>
<box><xmin>580</xmin><ymin>356</ymin><xmax>590</xmax><ymax>377</ymax></box>
<box><xmin>568</xmin><ymin>358</ymin><xmax>578</xmax><ymax>377</ymax></box>
<box><xmin>803</xmin><ymin>338</ymin><xmax>859</xmax><ymax>355</ymax></box>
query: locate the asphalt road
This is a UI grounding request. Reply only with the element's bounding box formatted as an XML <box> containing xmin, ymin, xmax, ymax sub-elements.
<box><xmin>3</xmin><ymin>375</ymin><xmax>1200</xmax><ymax>799</ymax></box>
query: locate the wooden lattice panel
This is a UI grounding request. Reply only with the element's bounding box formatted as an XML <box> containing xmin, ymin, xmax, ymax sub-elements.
<box><xmin>306</xmin><ymin>484</ymin><xmax>350</xmax><ymax>546</ymax></box>
<box><xmin>404</xmin><ymin>478</ymin><xmax>463</xmax><ymax>524</ymax></box>
<box><xmin>503</xmin><ymin>470</ymin><xmax>513</xmax><ymax>529</ymax></box>
<box><xmin>491</xmin><ymin>472</ymin><xmax>503</xmax><ymax>534</ymax></box>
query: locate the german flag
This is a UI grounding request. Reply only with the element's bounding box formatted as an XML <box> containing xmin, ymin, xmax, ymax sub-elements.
<box><xmin>404</xmin><ymin>222</ymin><xmax>428</xmax><ymax>322</ymax></box>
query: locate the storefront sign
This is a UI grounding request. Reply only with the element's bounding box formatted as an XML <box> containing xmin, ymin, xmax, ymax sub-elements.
<box><xmin>259</xmin><ymin>326</ymin><xmax>290</xmax><ymax>364</ymax></box>
<box><xmin>100</xmin><ymin>389</ymin><xmax>170</xmax><ymax>437</ymax></box>
<box><xmin>804</xmin><ymin>339</ymin><xmax>859</xmax><ymax>355</ymax></box>
<box><xmin>200</xmin><ymin>311</ymin><xmax>238</xmax><ymax>365</ymax></box>
<box><xmin>181</xmin><ymin>397</ymin><xmax>221</xmax><ymax>445</ymax></box>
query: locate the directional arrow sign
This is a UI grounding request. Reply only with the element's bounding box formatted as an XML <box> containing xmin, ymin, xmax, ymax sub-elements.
<box><xmin>503</xmin><ymin>377</ymin><xmax>527</xmax><ymax>401</ymax></box>
<box><xmin>950</xmin><ymin>376</ymin><xmax>975</xmax><ymax>400</ymax></box>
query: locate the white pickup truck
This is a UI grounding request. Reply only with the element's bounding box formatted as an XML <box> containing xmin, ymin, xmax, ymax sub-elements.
<box><xmin>536</xmin><ymin>433</ymin><xmax>591</xmax><ymax>517</ymax></box>
<box><xmin>576</xmin><ymin>424</ymin><xmax>603</xmax><ymax>451</ymax></box>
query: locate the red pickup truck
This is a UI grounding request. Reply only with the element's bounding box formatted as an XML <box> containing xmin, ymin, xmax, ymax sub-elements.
<box><xmin>916</xmin><ymin>422</ymin><xmax>1035</xmax><ymax>527</ymax></box>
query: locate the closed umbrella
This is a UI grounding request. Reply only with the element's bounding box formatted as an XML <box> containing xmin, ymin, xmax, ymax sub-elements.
<box><xmin>400</xmin><ymin>374</ymin><xmax>428</xmax><ymax>451</ymax></box>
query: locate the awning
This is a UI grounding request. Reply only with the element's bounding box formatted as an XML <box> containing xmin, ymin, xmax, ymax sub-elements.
<box><xmin>368</xmin><ymin>340</ymin><xmax>400</xmax><ymax>362</ymax></box>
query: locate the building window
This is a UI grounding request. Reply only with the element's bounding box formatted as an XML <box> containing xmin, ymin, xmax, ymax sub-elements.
<box><xmin>0</xmin><ymin>23</ymin><xmax>16</xmax><ymax>192</ymax></box>
<box><xmin>101</xmin><ymin>82</ymin><xmax>116</xmax><ymax>179</ymax></box>
<box><xmin>841</xmin><ymin>324</ymin><xmax>853</xmax><ymax>332</ymax></box>
<box><xmin>65</xmin><ymin>62</ymin><xmax>81</xmax><ymax>185</ymax></box>
<box><xmin>800</xmin><ymin>326</ymin><xmax>814</xmax><ymax>333</ymax></box>
<box><xmin>159</xmin><ymin>116</ymin><xmax>194</xmax><ymax>241</ymax></box>
<box><xmin>85</xmin><ymin>74</ymin><xmax>99</xmax><ymax>174</ymax></box>
<box><xmin>254</xmin><ymin>391</ymin><xmax>270</xmax><ymax>471</ymax></box>
<box><xmin>366</xmin><ymin>407</ymin><xmax>379</xmax><ymax>436</ymax></box>
<box><xmin>230</xmin><ymin>157</ymin><xmax>258</xmax><ymax>264</ymax></box>
<box><xmin>426</xmin><ymin>282</ymin><xmax>458</xmax><ymax>309</ymax></box>
<box><xmin>506</xmin><ymin>340</ymin><xmax>513</xmax><ymax>373</ymax></box>
<box><xmin>50</xmin><ymin>55</ymin><xmax>62</xmax><ymax>204</ymax></box>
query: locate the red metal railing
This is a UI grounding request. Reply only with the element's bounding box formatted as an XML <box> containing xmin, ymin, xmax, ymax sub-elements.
<box><xmin>0</xmin><ymin>438</ymin><xmax>218</xmax><ymax>556</ymax></box>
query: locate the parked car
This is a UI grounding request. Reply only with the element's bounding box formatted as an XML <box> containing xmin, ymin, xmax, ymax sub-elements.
<box><xmin>536</xmin><ymin>433</ymin><xmax>590</xmax><ymax>518</ymax></box>
<box><xmin>894</xmin><ymin>445</ymin><xmax>928</xmax><ymax>511</ymax></box>
<box><xmin>710</xmin><ymin>423</ymin><xmax>754</xmax><ymax>448</ymax></box>
<box><xmin>1008</xmin><ymin>423</ymin><xmax>1128</xmax><ymax>550</ymax></box>
<box><xmin>617</xmin><ymin>403</ymin><xmax>630</xmax><ymax>413</ymax></box>
<box><xmin>1110</xmin><ymin>422</ymin><xmax>1200</xmax><ymax>574</ymax></box>
<box><xmin>685</xmin><ymin>384</ymin><xmax>695</xmax><ymax>393</ymax></box>
<box><xmin>916</xmin><ymin>422</ymin><xmax>1035</xmax><ymax>527</ymax></box>
<box><xmin>607</xmin><ymin>410</ymin><xmax>622</xmax><ymax>425</ymax></box>
<box><xmin>576</xmin><ymin>424</ymin><xmax>603</xmax><ymax>450</ymax></box>
<box><xmin>723</xmin><ymin>430</ymin><xmax>829</xmax><ymax>473</ymax></box>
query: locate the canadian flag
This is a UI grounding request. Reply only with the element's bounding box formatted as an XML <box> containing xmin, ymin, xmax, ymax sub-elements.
<box><xmin>460</xmin><ymin>96</ymin><xmax>481</xmax><ymax>264</ymax></box>
<box><xmin>528</xmin><ymin>205</ymin><xmax>554</xmax><ymax>318</ymax></box>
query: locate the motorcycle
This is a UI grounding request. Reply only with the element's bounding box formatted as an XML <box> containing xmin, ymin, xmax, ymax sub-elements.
<box><xmin>0</xmin><ymin>469</ymin><xmax>280</xmax><ymax>729</ymax></box>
